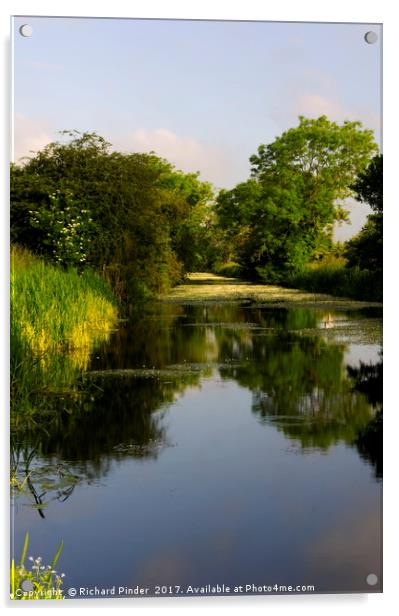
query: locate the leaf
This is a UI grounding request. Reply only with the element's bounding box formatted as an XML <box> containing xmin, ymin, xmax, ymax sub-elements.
<box><xmin>50</xmin><ymin>539</ymin><xmax>64</xmax><ymax>570</ymax></box>
<box><xmin>19</xmin><ymin>531</ymin><xmax>29</xmax><ymax>567</ymax></box>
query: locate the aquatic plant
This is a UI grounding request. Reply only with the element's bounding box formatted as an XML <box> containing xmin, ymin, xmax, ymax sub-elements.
<box><xmin>161</xmin><ymin>272</ymin><xmax>378</xmax><ymax>308</ymax></box>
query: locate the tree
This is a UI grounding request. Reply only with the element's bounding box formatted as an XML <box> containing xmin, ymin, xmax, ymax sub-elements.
<box><xmin>10</xmin><ymin>131</ymin><xmax>215</xmax><ymax>299</ymax></box>
<box><xmin>351</xmin><ymin>154</ymin><xmax>382</xmax><ymax>214</ymax></box>
<box><xmin>217</xmin><ymin>116</ymin><xmax>378</xmax><ymax>281</ymax></box>
<box><xmin>345</xmin><ymin>154</ymin><xmax>383</xmax><ymax>271</ymax></box>
<box><xmin>147</xmin><ymin>159</ymin><xmax>218</xmax><ymax>271</ymax></box>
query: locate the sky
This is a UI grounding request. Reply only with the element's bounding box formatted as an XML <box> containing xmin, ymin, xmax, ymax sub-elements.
<box><xmin>12</xmin><ymin>16</ymin><xmax>382</xmax><ymax>239</ymax></box>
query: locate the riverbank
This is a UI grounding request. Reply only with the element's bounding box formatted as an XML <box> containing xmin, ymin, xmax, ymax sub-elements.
<box><xmin>11</xmin><ymin>246</ymin><xmax>118</xmax><ymax>429</ymax></box>
<box><xmin>160</xmin><ymin>272</ymin><xmax>382</xmax><ymax>309</ymax></box>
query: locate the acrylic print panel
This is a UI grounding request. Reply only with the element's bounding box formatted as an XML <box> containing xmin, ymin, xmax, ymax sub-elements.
<box><xmin>11</xmin><ymin>16</ymin><xmax>382</xmax><ymax>601</ymax></box>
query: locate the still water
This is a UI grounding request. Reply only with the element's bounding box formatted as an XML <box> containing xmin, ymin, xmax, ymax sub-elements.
<box><xmin>12</xmin><ymin>302</ymin><xmax>382</xmax><ymax>596</ymax></box>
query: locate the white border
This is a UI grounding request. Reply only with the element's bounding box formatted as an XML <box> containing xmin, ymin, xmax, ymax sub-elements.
<box><xmin>1</xmin><ymin>2</ymin><xmax>397</xmax><ymax>615</ymax></box>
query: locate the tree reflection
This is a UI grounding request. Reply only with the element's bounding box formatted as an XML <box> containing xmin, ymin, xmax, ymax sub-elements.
<box><xmin>219</xmin><ymin>332</ymin><xmax>376</xmax><ymax>450</ymax></box>
<box><xmin>12</xmin><ymin>303</ymin><xmax>382</xmax><ymax>514</ymax></box>
<box><xmin>348</xmin><ymin>358</ymin><xmax>382</xmax><ymax>478</ymax></box>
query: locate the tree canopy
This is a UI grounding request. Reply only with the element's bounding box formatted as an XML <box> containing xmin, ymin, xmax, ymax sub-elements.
<box><xmin>10</xmin><ymin>119</ymin><xmax>381</xmax><ymax>300</ymax></box>
<box><xmin>11</xmin><ymin>131</ymin><xmax>217</xmax><ymax>300</ymax></box>
<box><xmin>351</xmin><ymin>153</ymin><xmax>382</xmax><ymax>214</ymax></box>
<box><xmin>216</xmin><ymin>116</ymin><xmax>378</xmax><ymax>281</ymax></box>
<box><xmin>345</xmin><ymin>154</ymin><xmax>383</xmax><ymax>272</ymax></box>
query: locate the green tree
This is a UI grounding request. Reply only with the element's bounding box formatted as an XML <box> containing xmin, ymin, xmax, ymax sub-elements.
<box><xmin>351</xmin><ymin>154</ymin><xmax>382</xmax><ymax>213</ymax></box>
<box><xmin>10</xmin><ymin>131</ymin><xmax>216</xmax><ymax>299</ymax></box>
<box><xmin>147</xmin><ymin>159</ymin><xmax>218</xmax><ymax>271</ymax></box>
<box><xmin>217</xmin><ymin>116</ymin><xmax>378</xmax><ymax>281</ymax></box>
<box><xmin>345</xmin><ymin>154</ymin><xmax>383</xmax><ymax>271</ymax></box>
<box><xmin>345</xmin><ymin>217</ymin><xmax>382</xmax><ymax>271</ymax></box>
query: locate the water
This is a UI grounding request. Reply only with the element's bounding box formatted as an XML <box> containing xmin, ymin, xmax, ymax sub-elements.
<box><xmin>11</xmin><ymin>303</ymin><xmax>382</xmax><ymax>596</ymax></box>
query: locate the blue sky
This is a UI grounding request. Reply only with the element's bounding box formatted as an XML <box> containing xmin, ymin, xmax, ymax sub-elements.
<box><xmin>13</xmin><ymin>17</ymin><xmax>382</xmax><ymax>239</ymax></box>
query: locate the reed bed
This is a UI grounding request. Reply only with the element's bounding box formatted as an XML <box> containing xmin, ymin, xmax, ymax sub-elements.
<box><xmin>10</xmin><ymin>246</ymin><xmax>118</xmax><ymax>426</ymax></box>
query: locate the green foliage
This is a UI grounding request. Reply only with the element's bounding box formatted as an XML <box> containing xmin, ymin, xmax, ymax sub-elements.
<box><xmin>10</xmin><ymin>532</ymin><xmax>65</xmax><ymax>600</ymax></box>
<box><xmin>216</xmin><ymin>116</ymin><xmax>378</xmax><ymax>281</ymax></box>
<box><xmin>345</xmin><ymin>214</ymin><xmax>382</xmax><ymax>271</ymax></box>
<box><xmin>149</xmin><ymin>160</ymin><xmax>220</xmax><ymax>272</ymax></box>
<box><xmin>11</xmin><ymin>245</ymin><xmax>118</xmax><ymax>428</ymax></box>
<box><xmin>250</xmin><ymin>115</ymin><xmax>377</xmax><ymax>197</ymax></box>
<box><xmin>345</xmin><ymin>154</ymin><xmax>383</xmax><ymax>272</ymax></box>
<box><xmin>213</xmin><ymin>261</ymin><xmax>243</xmax><ymax>278</ymax></box>
<box><xmin>287</xmin><ymin>263</ymin><xmax>382</xmax><ymax>302</ymax></box>
<box><xmin>28</xmin><ymin>189</ymin><xmax>95</xmax><ymax>267</ymax></box>
<box><xmin>11</xmin><ymin>131</ymin><xmax>216</xmax><ymax>301</ymax></box>
<box><xmin>11</xmin><ymin>245</ymin><xmax>117</xmax><ymax>354</ymax></box>
<box><xmin>351</xmin><ymin>154</ymin><xmax>383</xmax><ymax>213</ymax></box>
<box><xmin>295</xmin><ymin>153</ymin><xmax>384</xmax><ymax>299</ymax></box>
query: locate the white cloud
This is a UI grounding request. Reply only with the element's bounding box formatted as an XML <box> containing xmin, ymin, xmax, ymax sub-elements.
<box><xmin>12</xmin><ymin>119</ymin><xmax>245</xmax><ymax>188</ymax></box>
<box><xmin>295</xmin><ymin>94</ymin><xmax>348</xmax><ymax>119</ymax></box>
<box><xmin>294</xmin><ymin>93</ymin><xmax>380</xmax><ymax>135</ymax></box>
<box><xmin>13</xmin><ymin>113</ymin><xmax>53</xmax><ymax>162</ymax></box>
<box><xmin>269</xmin><ymin>68</ymin><xmax>380</xmax><ymax>142</ymax></box>
<box><xmin>117</xmin><ymin>128</ymin><xmax>241</xmax><ymax>188</ymax></box>
<box><xmin>272</xmin><ymin>90</ymin><xmax>380</xmax><ymax>137</ymax></box>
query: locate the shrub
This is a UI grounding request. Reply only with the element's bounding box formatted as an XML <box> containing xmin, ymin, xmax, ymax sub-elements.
<box><xmin>213</xmin><ymin>261</ymin><xmax>243</xmax><ymax>278</ymax></box>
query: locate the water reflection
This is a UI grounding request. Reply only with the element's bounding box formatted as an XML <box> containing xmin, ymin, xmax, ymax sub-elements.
<box><xmin>349</xmin><ymin>359</ymin><xmax>383</xmax><ymax>478</ymax></box>
<box><xmin>12</xmin><ymin>303</ymin><xmax>382</xmax><ymax>507</ymax></box>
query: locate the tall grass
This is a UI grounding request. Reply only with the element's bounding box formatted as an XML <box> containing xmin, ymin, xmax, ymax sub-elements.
<box><xmin>286</xmin><ymin>263</ymin><xmax>382</xmax><ymax>303</ymax></box>
<box><xmin>11</xmin><ymin>246</ymin><xmax>117</xmax><ymax>354</ymax></box>
<box><xmin>11</xmin><ymin>246</ymin><xmax>118</xmax><ymax>426</ymax></box>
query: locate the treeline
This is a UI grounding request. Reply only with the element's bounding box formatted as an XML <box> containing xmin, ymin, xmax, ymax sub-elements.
<box><xmin>215</xmin><ymin>116</ymin><xmax>382</xmax><ymax>300</ymax></box>
<box><xmin>11</xmin><ymin>117</ymin><xmax>382</xmax><ymax>304</ymax></box>
<box><xmin>11</xmin><ymin>131</ymin><xmax>223</xmax><ymax>303</ymax></box>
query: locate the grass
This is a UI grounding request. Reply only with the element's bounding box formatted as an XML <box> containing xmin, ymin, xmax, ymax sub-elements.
<box><xmin>10</xmin><ymin>532</ymin><xmax>65</xmax><ymax>600</ymax></box>
<box><xmin>160</xmin><ymin>272</ymin><xmax>381</xmax><ymax>308</ymax></box>
<box><xmin>11</xmin><ymin>245</ymin><xmax>118</xmax><ymax>356</ymax></box>
<box><xmin>11</xmin><ymin>246</ymin><xmax>118</xmax><ymax>426</ymax></box>
<box><xmin>286</xmin><ymin>263</ymin><xmax>382</xmax><ymax>303</ymax></box>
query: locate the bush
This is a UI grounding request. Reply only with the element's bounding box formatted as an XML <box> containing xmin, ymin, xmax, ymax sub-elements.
<box><xmin>213</xmin><ymin>261</ymin><xmax>243</xmax><ymax>278</ymax></box>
